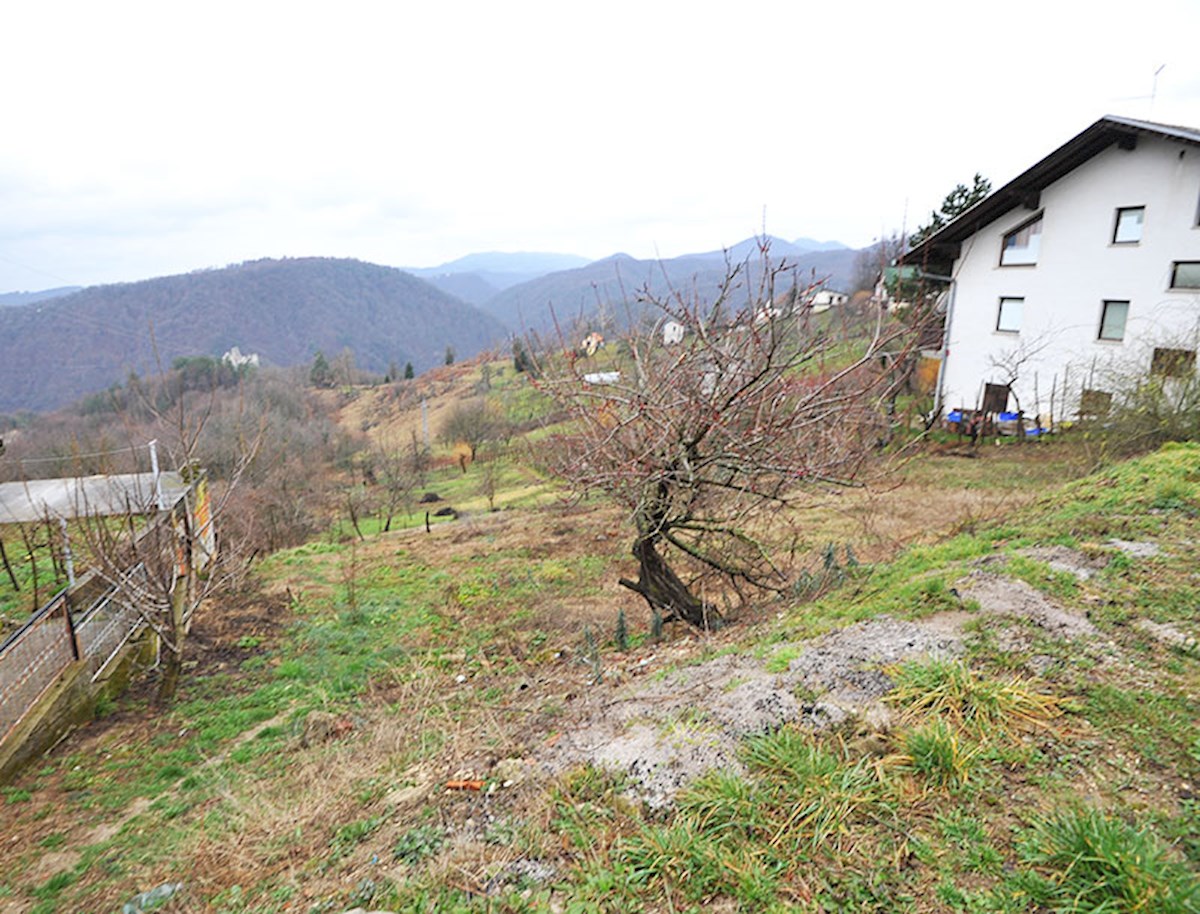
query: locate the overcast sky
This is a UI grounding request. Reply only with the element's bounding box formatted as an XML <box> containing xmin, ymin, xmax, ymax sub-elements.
<box><xmin>2</xmin><ymin>0</ymin><xmax>1198</xmax><ymax>292</ymax></box>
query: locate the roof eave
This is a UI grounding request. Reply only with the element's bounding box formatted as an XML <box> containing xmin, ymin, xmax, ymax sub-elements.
<box><xmin>902</xmin><ymin>115</ymin><xmax>1200</xmax><ymax>267</ymax></box>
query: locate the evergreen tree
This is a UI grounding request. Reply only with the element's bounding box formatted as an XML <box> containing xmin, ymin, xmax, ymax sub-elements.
<box><xmin>909</xmin><ymin>173</ymin><xmax>992</xmax><ymax>248</ymax></box>
<box><xmin>309</xmin><ymin>351</ymin><xmax>333</xmax><ymax>388</ymax></box>
<box><xmin>444</xmin><ymin>346</ymin><xmax>455</xmax><ymax>366</ymax></box>
<box><xmin>513</xmin><ymin>338</ymin><xmax>530</xmax><ymax>373</ymax></box>
<box><xmin>403</xmin><ymin>362</ymin><xmax>415</xmax><ymax>380</ymax></box>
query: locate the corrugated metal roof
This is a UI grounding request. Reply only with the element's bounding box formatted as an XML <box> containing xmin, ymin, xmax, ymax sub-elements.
<box><xmin>904</xmin><ymin>115</ymin><xmax>1200</xmax><ymax>269</ymax></box>
<box><xmin>0</xmin><ymin>472</ymin><xmax>188</xmax><ymax>524</ymax></box>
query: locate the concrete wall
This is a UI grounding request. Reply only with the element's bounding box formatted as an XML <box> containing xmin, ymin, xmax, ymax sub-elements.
<box><xmin>942</xmin><ymin>135</ymin><xmax>1200</xmax><ymax>419</ymax></box>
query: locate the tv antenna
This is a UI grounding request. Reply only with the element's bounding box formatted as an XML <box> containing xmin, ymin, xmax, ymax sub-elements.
<box><xmin>1151</xmin><ymin>64</ymin><xmax>1165</xmax><ymax>112</ymax></box>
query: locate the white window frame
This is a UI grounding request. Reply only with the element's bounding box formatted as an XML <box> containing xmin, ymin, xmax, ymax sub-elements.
<box><xmin>996</xmin><ymin>297</ymin><xmax>1022</xmax><ymax>334</ymax></box>
<box><xmin>1098</xmin><ymin>300</ymin><xmax>1129</xmax><ymax>341</ymax></box>
<box><xmin>1112</xmin><ymin>206</ymin><xmax>1144</xmax><ymax>244</ymax></box>
<box><xmin>1000</xmin><ymin>214</ymin><xmax>1042</xmax><ymax>266</ymax></box>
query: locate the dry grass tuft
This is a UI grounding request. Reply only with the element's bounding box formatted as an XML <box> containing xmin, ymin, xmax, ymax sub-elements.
<box><xmin>886</xmin><ymin>658</ymin><xmax>1061</xmax><ymax>739</ymax></box>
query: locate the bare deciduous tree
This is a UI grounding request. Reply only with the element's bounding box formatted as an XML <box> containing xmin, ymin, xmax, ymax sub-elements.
<box><xmin>438</xmin><ymin>399</ymin><xmax>505</xmax><ymax>464</ymax></box>
<box><xmin>75</xmin><ymin>382</ymin><xmax>264</xmax><ymax>702</ymax></box>
<box><xmin>534</xmin><ymin>258</ymin><xmax>925</xmax><ymax>627</ymax></box>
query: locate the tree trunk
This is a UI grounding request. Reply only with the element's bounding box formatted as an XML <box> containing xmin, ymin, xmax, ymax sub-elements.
<box><xmin>0</xmin><ymin>535</ymin><xmax>19</xmax><ymax>591</ymax></box>
<box><xmin>156</xmin><ymin>561</ymin><xmax>192</xmax><ymax>705</ymax></box>
<box><xmin>619</xmin><ymin>536</ymin><xmax>710</xmax><ymax>628</ymax></box>
<box><xmin>156</xmin><ymin>643</ymin><xmax>183</xmax><ymax>704</ymax></box>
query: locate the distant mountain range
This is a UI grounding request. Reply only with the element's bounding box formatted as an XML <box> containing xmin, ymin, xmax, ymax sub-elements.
<box><xmin>403</xmin><ymin>239</ymin><xmax>850</xmax><ymax>312</ymax></box>
<box><xmin>0</xmin><ymin>258</ymin><xmax>505</xmax><ymax>414</ymax></box>
<box><xmin>0</xmin><ymin>287</ymin><xmax>82</xmax><ymax>307</ymax></box>
<box><xmin>1</xmin><ymin>236</ymin><xmax>857</xmax><ymax>414</ymax></box>
<box><xmin>472</xmin><ymin>240</ymin><xmax>857</xmax><ymax>333</ymax></box>
<box><xmin>405</xmin><ymin>252</ymin><xmax>593</xmax><ymax>307</ymax></box>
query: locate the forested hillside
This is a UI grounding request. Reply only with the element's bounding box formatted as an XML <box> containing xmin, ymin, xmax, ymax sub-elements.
<box><xmin>481</xmin><ymin>246</ymin><xmax>858</xmax><ymax>332</ymax></box>
<box><xmin>0</xmin><ymin>258</ymin><xmax>505</xmax><ymax>413</ymax></box>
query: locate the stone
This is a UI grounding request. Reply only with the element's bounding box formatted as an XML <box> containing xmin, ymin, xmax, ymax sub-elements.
<box><xmin>493</xmin><ymin>757</ymin><xmax>530</xmax><ymax>787</ymax></box>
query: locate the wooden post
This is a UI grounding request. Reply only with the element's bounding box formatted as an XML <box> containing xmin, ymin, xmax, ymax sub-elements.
<box><xmin>0</xmin><ymin>534</ymin><xmax>19</xmax><ymax>591</ymax></box>
<box><xmin>61</xmin><ymin>596</ymin><xmax>80</xmax><ymax>661</ymax></box>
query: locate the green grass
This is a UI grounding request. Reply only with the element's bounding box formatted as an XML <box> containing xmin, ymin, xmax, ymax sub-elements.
<box><xmin>903</xmin><ymin>721</ymin><xmax>976</xmax><ymax>788</ymax></box>
<box><xmin>6</xmin><ymin>442</ymin><xmax>1200</xmax><ymax>911</ymax></box>
<box><xmin>0</xmin><ymin>525</ymin><xmax>70</xmax><ymax>632</ymax></box>
<box><xmin>1083</xmin><ymin>684</ymin><xmax>1200</xmax><ymax>775</ymax></box>
<box><xmin>1016</xmin><ymin>806</ymin><xmax>1199</xmax><ymax>913</ymax></box>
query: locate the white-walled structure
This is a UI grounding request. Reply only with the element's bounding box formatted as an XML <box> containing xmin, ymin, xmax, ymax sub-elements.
<box><xmin>809</xmin><ymin>289</ymin><xmax>849</xmax><ymax>313</ymax></box>
<box><xmin>905</xmin><ymin>116</ymin><xmax>1200</xmax><ymax>424</ymax></box>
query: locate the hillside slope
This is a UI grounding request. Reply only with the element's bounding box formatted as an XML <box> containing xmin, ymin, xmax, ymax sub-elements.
<box><xmin>0</xmin><ymin>440</ymin><xmax>1195</xmax><ymax>912</ymax></box>
<box><xmin>481</xmin><ymin>246</ymin><xmax>858</xmax><ymax>332</ymax></box>
<box><xmin>0</xmin><ymin>258</ymin><xmax>506</xmax><ymax>413</ymax></box>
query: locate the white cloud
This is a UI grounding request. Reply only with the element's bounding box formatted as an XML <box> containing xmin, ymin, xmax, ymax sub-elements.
<box><xmin>1</xmin><ymin>0</ymin><xmax>1198</xmax><ymax>289</ymax></box>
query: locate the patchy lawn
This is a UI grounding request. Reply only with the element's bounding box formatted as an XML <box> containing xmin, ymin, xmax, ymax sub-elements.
<box><xmin>2</xmin><ymin>438</ymin><xmax>1196</xmax><ymax>912</ymax></box>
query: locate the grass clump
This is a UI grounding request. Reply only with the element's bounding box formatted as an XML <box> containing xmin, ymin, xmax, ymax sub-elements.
<box><xmin>1018</xmin><ymin>806</ymin><xmax>1200</xmax><ymax>913</ymax></box>
<box><xmin>619</xmin><ymin>820</ymin><xmax>781</xmax><ymax>908</ymax></box>
<box><xmin>902</xmin><ymin>720</ymin><xmax>976</xmax><ymax>788</ymax></box>
<box><xmin>741</xmin><ymin>728</ymin><xmax>882</xmax><ymax>852</ymax></box>
<box><xmin>888</xmin><ymin>658</ymin><xmax>1060</xmax><ymax>737</ymax></box>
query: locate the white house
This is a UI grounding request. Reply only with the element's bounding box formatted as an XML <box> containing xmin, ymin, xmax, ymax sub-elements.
<box><xmin>809</xmin><ymin>289</ymin><xmax>849</xmax><ymax>313</ymax></box>
<box><xmin>904</xmin><ymin>115</ymin><xmax>1200</xmax><ymax>425</ymax></box>
<box><xmin>222</xmin><ymin>346</ymin><xmax>260</xmax><ymax>368</ymax></box>
<box><xmin>662</xmin><ymin>320</ymin><xmax>685</xmax><ymax>345</ymax></box>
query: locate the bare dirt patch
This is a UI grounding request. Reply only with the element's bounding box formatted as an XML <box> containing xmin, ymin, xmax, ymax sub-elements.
<box><xmin>1107</xmin><ymin>538</ymin><xmax>1162</xmax><ymax>559</ymax></box>
<box><xmin>956</xmin><ymin>570</ymin><xmax>1097</xmax><ymax>641</ymax></box>
<box><xmin>1019</xmin><ymin>545</ymin><xmax>1108</xmax><ymax>580</ymax></box>
<box><xmin>1134</xmin><ymin>618</ymin><xmax>1198</xmax><ymax>651</ymax></box>
<box><xmin>539</xmin><ymin>559</ymin><xmax>1116</xmax><ymax>810</ymax></box>
<box><xmin>541</xmin><ymin>613</ymin><xmax>971</xmax><ymax>807</ymax></box>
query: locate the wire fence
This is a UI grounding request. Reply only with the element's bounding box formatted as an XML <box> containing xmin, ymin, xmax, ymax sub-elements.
<box><xmin>0</xmin><ymin>567</ymin><xmax>148</xmax><ymax>745</ymax></box>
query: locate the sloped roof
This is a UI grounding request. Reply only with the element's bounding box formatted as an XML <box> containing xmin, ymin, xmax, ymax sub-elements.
<box><xmin>904</xmin><ymin>115</ymin><xmax>1200</xmax><ymax>270</ymax></box>
<box><xmin>0</xmin><ymin>472</ymin><xmax>188</xmax><ymax>524</ymax></box>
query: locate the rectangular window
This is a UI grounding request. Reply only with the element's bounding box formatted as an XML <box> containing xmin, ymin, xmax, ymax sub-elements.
<box><xmin>1170</xmin><ymin>261</ymin><xmax>1200</xmax><ymax>289</ymax></box>
<box><xmin>1079</xmin><ymin>389</ymin><xmax>1113</xmax><ymax>418</ymax></box>
<box><xmin>1151</xmin><ymin>347</ymin><xmax>1196</xmax><ymax>378</ymax></box>
<box><xmin>1112</xmin><ymin>206</ymin><xmax>1144</xmax><ymax>244</ymax></box>
<box><xmin>1098</xmin><ymin>300</ymin><xmax>1129</xmax><ymax>341</ymax></box>
<box><xmin>996</xmin><ymin>297</ymin><xmax>1022</xmax><ymax>333</ymax></box>
<box><xmin>1000</xmin><ymin>214</ymin><xmax>1042</xmax><ymax>265</ymax></box>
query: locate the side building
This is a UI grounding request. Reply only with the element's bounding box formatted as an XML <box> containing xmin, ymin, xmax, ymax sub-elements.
<box><xmin>905</xmin><ymin>115</ymin><xmax>1200</xmax><ymax>424</ymax></box>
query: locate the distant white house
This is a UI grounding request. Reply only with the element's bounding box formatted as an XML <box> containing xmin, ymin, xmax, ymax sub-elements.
<box><xmin>583</xmin><ymin>371</ymin><xmax>621</xmax><ymax>385</ymax></box>
<box><xmin>222</xmin><ymin>346</ymin><xmax>260</xmax><ymax>368</ymax></box>
<box><xmin>809</xmin><ymin>289</ymin><xmax>849</xmax><ymax>313</ymax></box>
<box><xmin>905</xmin><ymin>115</ymin><xmax>1200</xmax><ymax>423</ymax></box>
<box><xmin>662</xmin><ymin>320</ymin><xmax>685</xmax><ymax>345</ymax></box>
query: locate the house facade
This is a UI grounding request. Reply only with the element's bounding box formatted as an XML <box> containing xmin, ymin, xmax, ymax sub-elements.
<box><xmin>905</xmin><ymin>116</ymin><xmax>1200</xmax><ymax>424</ymax></box>
<box><xmin>809</xmin><ymin>289</ymin><xmax>849</xmax><ymax>313</ymax></box>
